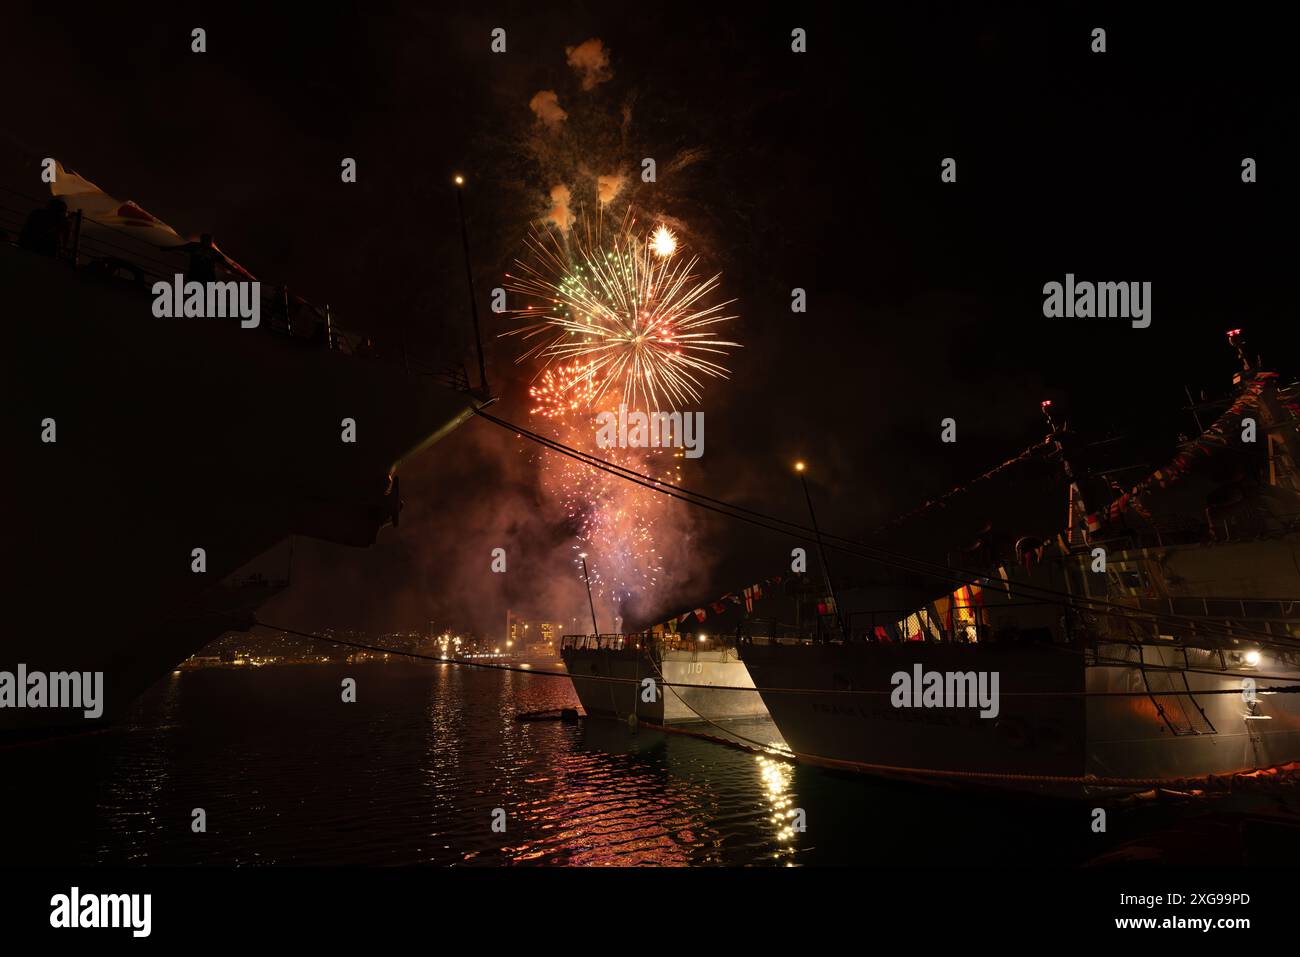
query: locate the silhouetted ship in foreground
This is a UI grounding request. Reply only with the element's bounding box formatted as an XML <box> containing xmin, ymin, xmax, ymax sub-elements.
<box><xmin>739</xmin><ymin>330</ymin><xmax>1300</xmax><ymax>797</ymax></box>
<box><xmin>3</xmin><ymin>189</ymin><xmax>490</xmax><ymax>734</ymax></box>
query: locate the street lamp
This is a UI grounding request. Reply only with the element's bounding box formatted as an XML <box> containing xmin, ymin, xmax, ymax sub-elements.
<box><xmin>453</xmin><ymin>172</ymin><xmax>487</xmax><ymax>392</ymax></box>
<box><xmin>795</xmin><ymin>460</ymin><xmax>845</xmax><ymax>641</ymax></box>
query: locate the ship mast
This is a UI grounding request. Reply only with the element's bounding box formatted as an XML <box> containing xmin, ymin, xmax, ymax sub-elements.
<box><xmin>1229</xmin><ymin>328</ymin><xmax>1300</xmax><ymax>492</ymax></box>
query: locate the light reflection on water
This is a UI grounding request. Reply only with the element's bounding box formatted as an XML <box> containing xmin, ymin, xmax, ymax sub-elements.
<box><xmin>4</xmin><ymin>663</ymin><xmax>808</xmax><ymax>866</ymax></box>
<box><xmin>3</xmin><ymin>662</ymin><xmax>1216</xmax><ymax>866</ymax></box>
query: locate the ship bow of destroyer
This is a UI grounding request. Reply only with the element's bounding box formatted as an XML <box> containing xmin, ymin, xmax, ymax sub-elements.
<box><xmin>3</xmin><ymin>238</ymin><xmax>490</xmax><ymax>733</ymax></box>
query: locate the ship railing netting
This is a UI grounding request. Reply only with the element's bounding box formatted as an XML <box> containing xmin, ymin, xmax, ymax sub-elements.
<box><xmin>0</xmin><ymin>189</ymin><xmax>474</xmax><ymax>395</ymax></box>
<box><xmin>561</xmin><ymin>634</ymin><xmax>737</xmax><ymax>652</ymax></box>
<box><xmin>561</xmin><ymin>634</ymin><xmax>643</xmax><ymax>651</ymax></box>
<box><xmin>560</xmin><ymin>591</ymin><xmax>1300</xmax><ymax>652</ymax></box>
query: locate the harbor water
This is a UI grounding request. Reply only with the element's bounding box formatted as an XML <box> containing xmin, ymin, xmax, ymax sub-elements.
<box><xmin>3</xmin><ymin>662</ymin><xmax>1298</xmax><ymax>867</ymax></box>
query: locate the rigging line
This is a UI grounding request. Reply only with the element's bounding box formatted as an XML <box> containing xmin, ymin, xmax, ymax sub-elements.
<box><xmin>0</xmin><ymin>189</ymin><xmax>184</xmax><ymax>267</ymax></box>
<box><xmin>472</xmin><ymin>409</ymin><xmax>1300</xmax><ymax>650</ymax></box>
<box><xmin>478</xmin><ymin>409</ymin><xmax>1198</xmax><ymax>603</ymax></box>
<box><xmin>491</xmin><ymin>410</ymin><xmax>1297</xmax><ymax>649</ymax></box>
<box><xmin>484</xmin><ymin>408</ymin><xmax>1300</xmax><ymax>651</ymax></box>
<box><xmin>0</xmin><ymin>183</ymin><xmax>186</xmax><ymax>252</ymax></box>
<box><xmin>2</xmin><ymin>208</ymin><xmax>181</xmax><ymax>273</ymax></box>
<box><xmin>250</xmin><ymin>620</ymin><xmax>1300</xmax><ymax>698</ymax></box>
<box><xmin>873</xmin><ymin>438</ymin><xmax>1056</xmax><ymax>533</ymax></box>
<box><xmin>474</xmin><ymin>409</ymin><xmax>1255</xmax><ymax>627</ymax></box>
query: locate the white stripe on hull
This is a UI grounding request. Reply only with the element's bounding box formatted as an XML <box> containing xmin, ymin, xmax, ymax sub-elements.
<box><xmin>563</xmin><ymin>646</ymin><xmax>769</xmax><ymax>725</ymax></box>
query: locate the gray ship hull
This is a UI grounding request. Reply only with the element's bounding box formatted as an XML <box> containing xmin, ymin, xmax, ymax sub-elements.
<box><xmin>740</xmin><ymin>535</ymin><xmax>1300</xmax><ymax>797</ymax></box>
<box><xmin>740</xmin><ymin>639</ymin><xmax>1300</xmax><ymax>798</ymax></box>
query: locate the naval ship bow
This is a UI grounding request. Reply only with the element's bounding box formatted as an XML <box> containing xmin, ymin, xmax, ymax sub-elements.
<box><xmin>3</xmin><ymin>179</ymin><xmax>493</xmax><ymax>734</ymax></box>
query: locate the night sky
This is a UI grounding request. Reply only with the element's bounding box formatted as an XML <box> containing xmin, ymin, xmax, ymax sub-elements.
<box><xmin>5</xmin><ymin>3</ymin><xmax>1295</xmax><ymax>636</ymax></box>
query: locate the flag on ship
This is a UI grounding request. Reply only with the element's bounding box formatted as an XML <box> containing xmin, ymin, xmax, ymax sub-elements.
<box><xmin>49</xmin><ymin>161</ymin><xmax>184</xmax><ymax>247</ymax></box>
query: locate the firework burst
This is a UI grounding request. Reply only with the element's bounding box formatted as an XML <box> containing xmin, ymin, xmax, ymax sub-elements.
<box><xmin>542</xmin><ymin>430</ymin><xmax>682</xmax><ymax>605</ymax></box>
<box><xmin>650</xmin><ymin>224</ymin><xmax>677</xmax><ymax>258</ymax></box>
<box><xmin>503</xmin><ymin>211</ymin><xmax>736</xmax><ymax>617</ymax></box>
<box><xmin>503</xmin><ymin>214</ymin><xmax>740</xmax><ymax>411</ymax></box>
<box><xmin>527</xmin><ymin>361</ymin><xmax>602</xmax><ymax>420</ymax></box>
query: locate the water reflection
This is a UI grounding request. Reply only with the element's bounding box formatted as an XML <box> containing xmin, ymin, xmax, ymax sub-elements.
<box><xmin>98</xmin><ymin>668</ymin><xmax>184</xmax><ymax>863</ymax></box>
<box><xmin>13</xmin><ymin>663</ymin><xmax>811</xmax><ymax>866</ymax></box>
<box><xmin>758</xmin><ymin>755</ymin><xmax>799</xmax><ymax>859</ymax></box>
<box><xmin>6</xmin><ymin>662</ymin><xmax>1264</xmax><ymax>867</ymax></box>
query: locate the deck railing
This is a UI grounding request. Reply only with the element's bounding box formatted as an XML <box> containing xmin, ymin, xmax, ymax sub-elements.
<box><xmin>561</xmin><ymin>634</ymin><xmax>647</xmax><ymax>652</ymax></box>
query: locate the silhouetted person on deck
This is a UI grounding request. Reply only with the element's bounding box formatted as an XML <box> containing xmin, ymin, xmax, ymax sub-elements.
<box><xmin>183</xmin><ymin>233</ymin><xmax>220</xmax><ymax>282</ymax></box>
<box><xmin>18</xmin><ymin>198</ymin><xmax>69</xmax><ymax>258</ymax></box>
<box><xmin>172</xmin><ymin>234</ymin><xmax>257</xmax><ymax>285</ymax></box>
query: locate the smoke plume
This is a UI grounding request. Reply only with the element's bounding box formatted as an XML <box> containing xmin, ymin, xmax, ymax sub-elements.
<box><xmin>528</xmin><ymin>90</ymin><xmax>568</xmax><ymax>130</ymax></box>
<box><xmin>565</xmin><ymin>38</ymin><xmax>613</xmax><ymax>91</ymax></box>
